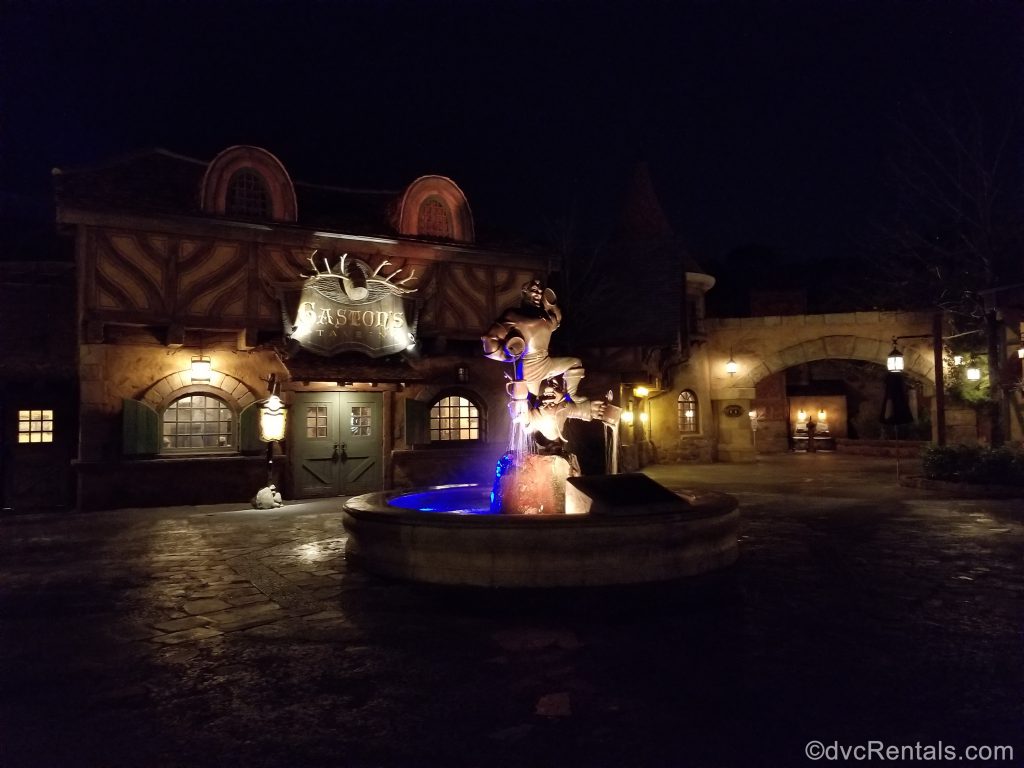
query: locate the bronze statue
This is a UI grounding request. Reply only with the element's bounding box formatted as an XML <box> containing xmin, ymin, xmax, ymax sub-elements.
<box><xmin>481</xmin><ymin>279</ymin><xmax>585</xmax><ymax>399</ymax></box>
<box><xmin>482</xmin><ymin>279</ymin><xmax>606</xmax><ymax>442</ymax></box>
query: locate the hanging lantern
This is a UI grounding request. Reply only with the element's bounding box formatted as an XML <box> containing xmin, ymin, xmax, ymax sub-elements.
<box><xmin>259</xmin><ymin>394</ymin><xmax>287</xmax><ymax>442</ymax></box>
<box><xmin>886</xmin><ymin>339</ymin><xmax>904</xmax><ymax>372</ymax></box>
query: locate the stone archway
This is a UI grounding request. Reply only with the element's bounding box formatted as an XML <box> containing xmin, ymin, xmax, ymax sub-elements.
<box><xmin>703</xmin><ymin>312</ymin><xmax>939</xmax><ymax>461</ymax></box>
<box><xmin>730</xmin><ymin>334</ymin><xmax>935</xmax><ymax>394</ymax></box>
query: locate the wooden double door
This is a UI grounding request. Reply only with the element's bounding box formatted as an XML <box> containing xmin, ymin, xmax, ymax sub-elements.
<box><xmin>290</xmin><ymin>392</ymin><xmax>383</xmax><ymax>498</ymax></box>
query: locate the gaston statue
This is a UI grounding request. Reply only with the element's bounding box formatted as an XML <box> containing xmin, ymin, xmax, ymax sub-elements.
<box><xmin>482</xmin><ymin>279</ymin><xmax>607</xmax><ymax>441</ymax></box>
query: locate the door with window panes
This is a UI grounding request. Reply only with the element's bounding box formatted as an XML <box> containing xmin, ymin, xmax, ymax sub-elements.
<box><xmin>1</xmin><ymin>384</ymin><xmax>76</xmax><ymax>511</ymax></box>
<box><xmin>290</xmin><ymin>392</ymin><xmax>383</xmax><ymax>498</ymax></box>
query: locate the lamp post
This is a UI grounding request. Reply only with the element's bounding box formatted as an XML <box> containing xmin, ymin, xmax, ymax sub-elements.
<box><xmin>887</xmin><ymin>316</ymin><xmax>948</xmax><ymax>446</ymax></box>
<box><xmin>748</xmin><ymin>408</ymin><xmax>762</xmax><ymax>455</ymax></box>
<box><xmin>881</xmin><ymin>340</ymin><xmax>915</xmax><ymax>482</ymax></box>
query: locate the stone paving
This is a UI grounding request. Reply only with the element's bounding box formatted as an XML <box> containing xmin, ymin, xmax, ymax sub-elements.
<box><xmin>1</xmin><ymin>454</ymin><xmax>1021</xmax><ymax>768</ymax></box>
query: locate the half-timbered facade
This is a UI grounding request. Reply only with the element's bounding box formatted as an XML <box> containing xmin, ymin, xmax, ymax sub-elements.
<box><xmin>56</xmin><ymin>146</ymin><xmax>550</xmax><ymax>509</ymax></box>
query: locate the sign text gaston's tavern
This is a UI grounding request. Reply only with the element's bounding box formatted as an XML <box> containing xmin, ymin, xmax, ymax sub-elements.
<box><xmin>278</xmin><ymin>254</ymin><xmax>419</xmax><ymax>357</ymax></box>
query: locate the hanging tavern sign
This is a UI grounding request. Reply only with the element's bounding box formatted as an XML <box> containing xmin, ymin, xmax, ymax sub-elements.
<box><xmin>277</xmin><ymin>253</ymin><xmax>419</xmax><ymax>357</ymax></box>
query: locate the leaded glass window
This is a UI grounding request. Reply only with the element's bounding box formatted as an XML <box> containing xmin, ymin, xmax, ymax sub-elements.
<box><xmin>418</xmin><ymin>196</ymin><xmax>453</xmax><ymax>239</ymax></box>
<box><xmin>226</xmin><ymin>169</ymin><xmax>271</xmax><ymax>219</ymax></box>
<box><xmin>678</xmin><ymin>390</ymin><xmax>698</xmax><ymax>434</ymax></box>
<box><xmin>306</xmin><ymin>405</ymin><xmax>329</xmax><ymax>439</ymax></box>
<box><xmin>18</xmin><ymin>409</ymin><xmax>53</xmax><ymax>444</ymax></box>
<box><xmin>351</xmin><ymin>406</ymin><xmax>371</xmax><ymax>436</ymax></box>
<box><xmin>429</xmin><ymin>395</ymin><xmax>480</xmax><ymax>441</ymax></box>
<box><xmin>162</xmin><ymin>394</ymin><xmax>234</xmax><ymax>450</ymax></box>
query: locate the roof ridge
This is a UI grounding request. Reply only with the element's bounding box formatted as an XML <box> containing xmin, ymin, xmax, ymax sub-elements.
<box><xmin>293</xmin><ymin>179</ymin><xmax>401</xmax><ymax>196</ymax></box>
<box><xmin>52</xmin><ymin>147</ymin><xmax>207</xmax><ymax>176</ymax></box>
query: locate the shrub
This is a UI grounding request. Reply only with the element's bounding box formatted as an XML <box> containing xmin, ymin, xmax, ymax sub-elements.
<box><xmin>921</xmin><ymin>444</ymin><xmax>1024</xmax><ymax>486</ymax></box>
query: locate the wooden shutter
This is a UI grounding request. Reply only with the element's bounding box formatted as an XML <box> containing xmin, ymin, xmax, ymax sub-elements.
<box><xmin>238</xmin><ymin>401</ymin><xmax>263</xmax><ymax>454</ymax></box>
<box><xmin>122</xmin><ymin>399</ymin><xmax>159</xmax><ymax>456</ymax></box>
<box><xmin>404</xmin><ymin>397</ymin><xmax>430</xmax><ymax>447</ymax></box>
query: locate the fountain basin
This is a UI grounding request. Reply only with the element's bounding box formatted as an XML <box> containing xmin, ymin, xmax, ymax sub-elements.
<box><xmin>342</xmin><ymin>482</ymin><xmax>740</xmax><ymax>587</ymax></box>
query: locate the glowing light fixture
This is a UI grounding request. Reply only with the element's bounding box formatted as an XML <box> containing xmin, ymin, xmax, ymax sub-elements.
<box><xmin>621</xmin><ymin>410</ymin><xmax>634</xmax><ymax>425</ymax></box>
<box><xmin>797</xmin><ymin>409</ymin><xmax>807</xmax><ymax>422</ymax></box>
<box><xmin>190</xmin><ymin>355</ymin><xmax>212</xmax><ymax>382</ymax></box>
<box><xmin>953</xmin><ymin>355</ymin><xmax>964</xmax><ymax>366</ymax></box>
<box><xmin>633</xmin><ymin>385</ymin><xmax>650</xmax><ymax>398</ymax></box>
<box><xmin>966</xmin><ymin>365</ymin><xmax>982</xmax><ymax>381</ymax></box>
<box><xmin>818</xmin><ymin>409</ymin><xmax>827</xmax><ymax>422</ymax></box>
<box><xmin>259</xmin><ymin>393</ymin><xmax>287</xmax><ymax>442</ymax></box>
<box><xmin>639</xmin><ymin>412</ymin><xmax>649</xmax><ymax>424</ymax></box>
<box><xmin>725</xmin><ymin>352</ymin><xmax>738</xmax><ymax>376</ymax></box>
<box><xmin>886</xmin><ymin>339</ymin><xmax>904</xmax><ymax>372</ymax></box>
<box><xmin>684</xmin><ymin>409</ymin><xmax>695</xmax><ymax>419</ymax></box>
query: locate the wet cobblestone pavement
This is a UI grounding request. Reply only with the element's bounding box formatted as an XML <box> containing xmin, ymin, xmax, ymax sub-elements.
<box><xmin>2</xmin><ymin>454</ymin><xmax>1021</xmax><ymax>767</ymax></box>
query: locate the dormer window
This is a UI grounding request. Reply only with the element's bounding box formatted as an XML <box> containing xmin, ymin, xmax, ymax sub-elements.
<box><xmin>202</xmin><ymin>147</ymin><xmax>296</xmax><ymax>221</ymax></box>
<box><xmin>225</xmin><ymin>169</ymin><xmax>271</xmax><ymax>219</ymax></box>
<box><xmin>418</xmin><ymin>196</ymin><xmax>453</xmax><ymax>239</ymax></box>
<box><xmin>397</xmin><ymin>176</ymin><xmax>475</xmax><ymax>242</ymax></box>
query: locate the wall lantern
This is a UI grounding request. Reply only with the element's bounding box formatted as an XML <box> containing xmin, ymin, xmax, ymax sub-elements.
<box><xmin>725</xmin><ymin>352</ymin><xmax>738</xmax><ymax>376</ymax></box>
<box><xmin>259</xmin><ymin>393</ymin><xmax>288</xmax><ymax>442</ymax></box>
<box><xmin>190</xmin><ymin>355</ymin><xmax>212</xmax><ymax>382</ymax></box>
<box><xmin>886</xmin><ymin>339</ymin><xmax>904</xmax><ymax>372</ymax></box>
<box><xmin>953</xmin><ymin>354</ymin><xmax>964</xmax><ymax>366</ymax></box>
<box><xmin>966</xmin><ymin>365</ymin><xmax>982</xmax><ymax>381</ymax></box>
<box><xmin>633</xmin><ymin>385</ymin><xmax>650</xmax><ymax>398</ymax></box>
<box><xmin>621</xmin><ymin>410</ymin><xmax>635</xmax><ymax>425</ymax></box>
<box><xmin>639</xmin><ymin>412</ymin><xmax>649</xmax><ymax>424</ymax></box>
<box><xmin>796</xmin><ymin>409</ymin><xmax>807</xmax><ymax>423</ymax></box>
<box><xmin>818</xmin><ymin>409</ymin><xmax>827</xmax><ymax>422</ymax></box>
<box><xmin>456</xmin><ymin>365</ymin><xmax>470</xmax><ymax>384</ymax></box>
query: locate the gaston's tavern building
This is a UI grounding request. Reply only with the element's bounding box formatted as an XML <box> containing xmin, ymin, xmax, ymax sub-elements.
<box><xmin>0</xmin><ymin>144</ymin><xmax>725</xmax><ymax>511</ymax></box>
<box><xmin>48</xmin><ymin>145</ymin><xmax>569</xmax><ymax>510</ymax></box>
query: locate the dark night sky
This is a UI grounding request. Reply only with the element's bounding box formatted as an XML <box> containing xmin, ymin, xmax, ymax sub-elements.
<box><xmin>2</xmin><ymin>0</ymin><xmax>1022</xmax><ymax>264</ymax></box>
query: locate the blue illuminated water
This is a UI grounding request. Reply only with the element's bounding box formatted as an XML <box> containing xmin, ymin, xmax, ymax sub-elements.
<box><xmin>387</xmin><ymin>484</ymin><xmax>496</xmax><ymax>515</ymax></box>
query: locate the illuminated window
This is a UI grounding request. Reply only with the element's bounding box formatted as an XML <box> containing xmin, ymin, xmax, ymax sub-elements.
<box><xmin>306</xmin><ymin>405</ymin><xmax>329</xmax><ymax>439</ymax></box>
<box><xmin>418</xmin><ymin>197</ymin><xmax>453</xmax><ymax>239</ymax></box>
<box><xmin>18</xmin><ymin>409</ymin><xmax>54</xmax><ymax>444</ymax></box>
<box><xmin>350</xmin><ymin>406</ymin><xmax>371</xmax><ymax>436</ymax></box>
<box><xmin>225</xmin><ymin>169</ymin><xmax>271</xmax><ymax>219</ymax></box>
<box><xmin>678</xmin><ymin>390</ymin><xmax>698</xmax><ymax>434</ymax></box>
<box><xmin>162</xmin><ymin>394</ymin><xmax>234</xmax><ymax>451</ymax></box>
<box><xmin>429</xmin><ymin>395</ymin><xmax>480</xmax><ymax>441</ymax></box>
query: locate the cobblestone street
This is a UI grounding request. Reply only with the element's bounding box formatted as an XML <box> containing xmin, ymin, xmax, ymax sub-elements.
<box><xmin>2</xmin><ymin>454</ymin><xmax>1021</xmax><ymax>768</ymax></box>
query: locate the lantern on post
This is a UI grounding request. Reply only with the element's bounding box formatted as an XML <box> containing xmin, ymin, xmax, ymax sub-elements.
<box><xmin>259</xmin><ymin>376</ymin><xmax>287</xmax><ymax>488</ymax></box>
<box><xmin>886</xmin><ymin>338</ymin><xmax>904</xmax><ymax>372</ymax></box>
<box><xmin>259</xmin><ymin>392</ymin><xmax>287</xmax><ymax>442</ymax></box>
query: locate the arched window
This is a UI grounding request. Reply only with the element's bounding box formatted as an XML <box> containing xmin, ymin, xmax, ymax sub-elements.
<box><xmin>225</xmin><ymin>169</ymin><xmax>271</xmax><ymax>219</ymax></box>
<box><xmin>417</xmin><ymin>196</ymin><xmax>453</xmax><ymax>239</ymax></box>
<box><xmin>162</xmin><ymin>393</ymin><xmax>235</xmax><ymax>452</ymax></box>
<box><xmin>429</xmin><ymin>394</ymin><xmax>482</xmax><ymax>442</ymax></box>
<box><xmin>678</xmin><ymin>390</ymin><xmax>699</xmax><ymax>434</ymax></box>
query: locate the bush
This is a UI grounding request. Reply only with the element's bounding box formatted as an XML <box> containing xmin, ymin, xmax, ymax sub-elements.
<box><xmin>921</xmin><ymin>444</ymin><xmax>1024</xmax><ymax>486</ymax></box>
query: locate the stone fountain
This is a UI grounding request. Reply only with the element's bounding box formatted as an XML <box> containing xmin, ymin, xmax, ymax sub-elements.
<box><xmin>342</xmin><ymin>279</ymin><xmax>739</xmax><ymax>586</ymax></box>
